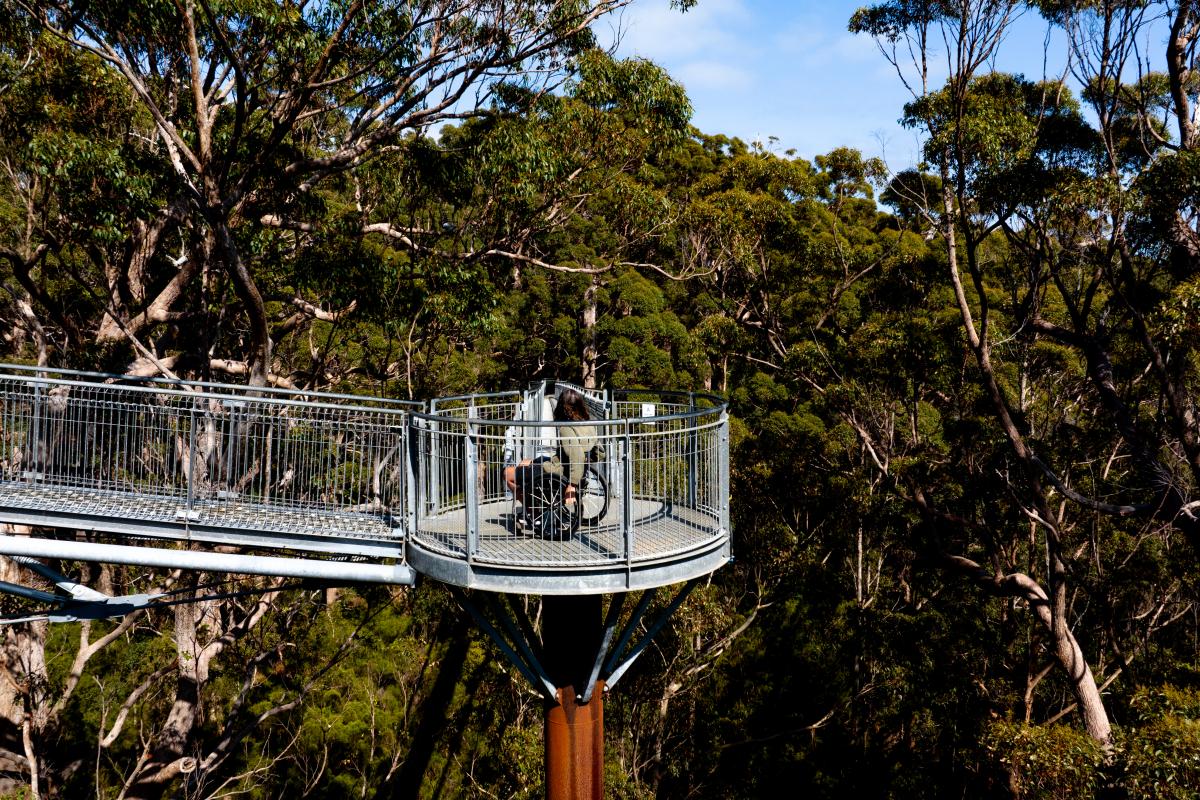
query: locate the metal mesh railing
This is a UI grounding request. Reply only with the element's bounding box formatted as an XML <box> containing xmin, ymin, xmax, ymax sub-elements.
<box><xmin>409</xmin><ymin>390</ymin><xmax>729</xmax><ymax>570</ymax></box>
<box><xmin>0</xmin><ymin>369</ymin><xmax>412</xmax><ymax>541</ymax></box>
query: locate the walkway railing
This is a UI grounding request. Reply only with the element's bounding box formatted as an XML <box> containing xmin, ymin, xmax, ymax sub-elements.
<box><xmin>0</xmin><ymin>368</ymin><xmax>730</xmax><ymax>592</ymax></box>
<box><xmin>406</xmin><ymin>388</ymin><xmax>730</xmax><ymax>591</ymax></box>
<box><xmin>0</xmin><ymin>366</ymin><xmax>414</xmax><ymax>555</ymax></box>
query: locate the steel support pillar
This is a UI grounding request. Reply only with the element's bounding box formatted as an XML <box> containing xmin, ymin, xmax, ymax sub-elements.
<box><xmin>542</xmin><ymin>595</ymin><xmax>604</xmax><ymax>800</ymax></box>
<box><xmin>545</xmin><ymin>682</ymin><xmax>604</xmax><ymax>800</ymax></box>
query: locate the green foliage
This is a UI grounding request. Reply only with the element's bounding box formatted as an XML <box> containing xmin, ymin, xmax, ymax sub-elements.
<box><xmin>1119</xmin><ymin>686</ymin><xmax>1200</xmax><ymax>799</ymax></box>
<box><xmin>984</xmin><ymin>721</ymin><xmax>1105</xmax><ymax>799</ymax></box>
<box><xmin>849</xmin><ymin>1</ymin><xmax>955</xmax><ymax>43</ymax></box>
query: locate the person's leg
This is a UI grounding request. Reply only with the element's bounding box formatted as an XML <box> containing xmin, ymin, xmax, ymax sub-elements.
<box><xmin>505</xmin><ymin>459</ymin><xmax>532</xmax><ymax>504</ymax></box>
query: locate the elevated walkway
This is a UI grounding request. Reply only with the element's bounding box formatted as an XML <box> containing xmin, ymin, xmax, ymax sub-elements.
<box><xmin>0</xmin><ymin>367</ymin><xmax>730</xmax><ymax>593</ymax></box>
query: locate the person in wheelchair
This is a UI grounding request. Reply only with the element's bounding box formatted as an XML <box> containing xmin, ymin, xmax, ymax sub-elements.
<box><xmin>504</xmin><ymin>388</ymin><xmax>596</xmax><ymax>539</ymax></box>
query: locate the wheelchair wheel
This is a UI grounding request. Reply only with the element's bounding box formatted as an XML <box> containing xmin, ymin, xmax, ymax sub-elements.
<box><xmin>528</xmin><ymin>474</ymin><xmax>579</xmax><ymax>541</ymax></box>
<box><xmin>538</xmin><ymin>501</ymin><xmax>578</xmax><ymax>541</ymax></box>
<box><xmin>579</xmin><ymin>463</ymin><xmax>609</xmax><ymax>526</ymax></box>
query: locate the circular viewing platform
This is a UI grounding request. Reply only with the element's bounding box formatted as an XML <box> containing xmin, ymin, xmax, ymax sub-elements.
<box><xmin>405</xmin><ymin>386</ymin><xmax>731</xmax><ymax>594</ymax></box>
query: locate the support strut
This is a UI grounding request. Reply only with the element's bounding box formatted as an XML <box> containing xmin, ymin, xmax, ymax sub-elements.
<box><xmin>457</xmin><ymin>580</ymin><xmax>702</xmax><ymax>800</ymax></box>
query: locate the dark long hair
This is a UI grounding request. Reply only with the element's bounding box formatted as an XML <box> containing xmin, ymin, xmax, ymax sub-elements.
<box><xmin>554</xmin><ymin>389</ymin><xmax>590</xmax><ymax>422</ymax></box>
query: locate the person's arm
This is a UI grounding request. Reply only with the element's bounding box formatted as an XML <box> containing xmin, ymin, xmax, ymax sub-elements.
<box><xmin>561</xmin><ymin>427</ymin><xmax>588</xmax><ymax>487</ymax></box>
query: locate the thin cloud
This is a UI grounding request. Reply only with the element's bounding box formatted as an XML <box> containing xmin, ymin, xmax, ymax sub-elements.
<box><xmin>675</xmin><ymin>60</ymin><xmax>755</xmax><ymax>92</ymax></box>
<box><xmin>772</xmin><ymin>16</ymin><xmax>879</xmax><ymax>66</ymax></box>
<box><xmin>614</xmin><ymin>0</ymin><xmax>752</xmax><ymax>61</ymax></box>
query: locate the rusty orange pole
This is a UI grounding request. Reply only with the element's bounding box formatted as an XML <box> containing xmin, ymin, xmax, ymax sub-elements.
<box><xmin>545</xmin><ymin>681</ymin><xmax>604</xmax><ymax>800</ymax></box>
<box><xmin>542</xmin><ymin>595</ymin><xmax>605</xmax><ymax>800</ymax></box>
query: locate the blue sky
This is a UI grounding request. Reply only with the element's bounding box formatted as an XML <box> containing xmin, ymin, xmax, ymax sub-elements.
<box><xmin>606</xmin><ymin>0</ymin><xmax>1073</xmax><ymax>169</ymax></box>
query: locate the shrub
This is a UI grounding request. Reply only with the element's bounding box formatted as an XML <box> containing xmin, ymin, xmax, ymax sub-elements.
<box><xmin>983</xmin><ymin>720</ymin><xmax>1104</xmax><ymax>799</ymax></box>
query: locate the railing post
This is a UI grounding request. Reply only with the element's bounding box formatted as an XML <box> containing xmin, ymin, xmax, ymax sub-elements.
<box><xmin>223</xmin><ymin>403</ymin><xmax>237</xmax><ymax>496</ymax></box>
<box><xmin>187</xmin><ymin>400</ymin><xmax>197</xmax><ymax>514</ymax></box>
<box><xmin>603</xmin><ymin>389</ymin><xmax>614</xmax><ymax>490</ymax></box>
<box><xmin>465</xmin><ymin>420</ymin><xmax>479</xmax><ymax>569</ymax></box>
<box><xmin>430</xmin><ymin>399</ymin><xmax>441</xmax><ymax>515</ymax></box>
<box><xmin>622</xmin><ymin>419</ymin><xmax>633</xmax><ymax>575</ymax></box>
<box><xmin>687</xmin><ymin>392</ymin><xmax>697</xmax><ymax>508</ymax></box>
<box><xmin>404</xmin><ymin>417</ymin><xmax>418</xmax><ymax>539</ymax></box>
<box><xmin>719</xmin><ymin>410</ymin><xmax>730</xmax><ymax>539</ymax></box>
<box><xmin>26</xmin><ymin>381</ymin><xmax>43</xmax><ymax>482</ymax></box>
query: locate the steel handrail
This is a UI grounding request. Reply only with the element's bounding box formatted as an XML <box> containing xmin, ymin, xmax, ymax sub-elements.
<box><xmin>0</xmin><ymin>370</ymin><xmax>413</xmax><ymax>417</ymax></box>
<box><xmin>0</xmin><ymin>363</ymin><xmax>422</xmax><ymax>410</ymax></box>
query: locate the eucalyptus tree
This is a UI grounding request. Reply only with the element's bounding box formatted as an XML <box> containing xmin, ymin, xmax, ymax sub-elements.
<box><xmin>0</xmin><ymin>2</ymin><xmax>696</xmax><ymax>798</ymax></box>
<box><xmin>850</xmin><ymin>0</ymin><xmax>1122</xmax><ymax>750</ymax></box>
<box><xmin>576</xmin><ymin>137</ymin><xmax>951</xmax><ymax>797</ymax></box>
<box><xmin>850</xmin><ymin>0</ymin><xmax>1200</xmax><ymax>770</ymax></box>
<box><xmin>5</xmin><ymin>0</ymin><xmax>637</xmax><ymax>386</ymax></box>
<box><xmin>324</xmin><ymin>48</ymin><xmax>694</xmax><ymax>395</ymax></box>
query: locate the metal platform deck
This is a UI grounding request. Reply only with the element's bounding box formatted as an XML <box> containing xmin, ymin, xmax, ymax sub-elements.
<box><xmin>0</xmin><ymin>481</ymin><xmax>403</xmax><ymax>557</ymax></box>
<box><xmin>409</xmin><ymin>497</ymin><xmax>727</xmax><ymax>592</ymax></box>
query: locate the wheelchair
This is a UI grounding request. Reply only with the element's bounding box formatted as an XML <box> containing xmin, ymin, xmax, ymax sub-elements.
<box><xmin>522</xmin><ymin>461</ymin><xmax>609</xmax><ymax>540</ymax></box>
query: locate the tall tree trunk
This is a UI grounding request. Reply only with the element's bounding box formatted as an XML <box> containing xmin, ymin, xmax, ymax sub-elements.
<box><xmin>939</xmin><ymin>169</ymin><xmax>1113</xmax><ymax>745</ymax></box>
<box><xmin>1031</xmin><ymin>572</ymin><xmax>1112</xmax><ymax>745</ymax></box>
<box><xmin>214</xmin><ymin>219</ymin><xmax>271</xmax><ymax>388</ymax></box>
<box><xmin>948</xmin><ymin>557</ymin><xmax>1112</xmax><ymax>744</ymax></box>
<box><xmin>581</xmin><ymin>277</ymin><xmax>599</xmax><ymax>389</ymax></box>
<box><xmin>0</xmin><ymin>555</ymin><xmax>45</xmax><ymax>793</ymax></box>
<box><xmin>125</xmin><ymin>600</ymin><xmax>203</xmax><ymax>800</ymax></box>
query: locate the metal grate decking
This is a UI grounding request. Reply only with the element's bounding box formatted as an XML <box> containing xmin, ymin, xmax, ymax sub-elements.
<box><xmin>414</xmin><ymin>497</ymin><xmax>720</xmax><ymax>567</ymax></box>
<box><xmin>0</xmin><ymin>368</ymin><xmax>730</xmax><ymax>592</ymax></box>
<box><xmin>0</xmin><ymin>482</ymin><xmax>401</xmax><ymax>556</ymax></box>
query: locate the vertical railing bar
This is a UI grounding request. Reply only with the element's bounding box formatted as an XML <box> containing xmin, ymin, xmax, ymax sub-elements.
<box><xmin>187</xmin><ymin>398</ymin><xmax>197</xmax><ymax>515</ymax></box>
<box><xmin>48</xmin><ymin>388</ymin><xmax>58</xmax><ymax>484</ymax></box>
<box><xmin>465</xmin><ymin>420</ymin><xmax>479</xmax><ymax>567</ymax></box>
<box><xmin>719</xmin><ymin>410</ymin><xmax>730</xmax><ymax>540</ymax></box>
<box><xmin>28</xmin><ymin>380</ymin><xmax>42</xmax><ymax>483</ymax></box>
<box><xmin>252</xmin><ymin>401</ymin><xmax>263</xmax><ymax>506</ymax></box>
<box><xmin>422</xmin><ymin>419</ymin><xmax>431</xmax><ymax>520</ymax></box>
<box><xmin>334</xmin><ymin>411</ymin><xmax>344</xmax><ymax>512</ymax></box>
<box><xmin>622</xmin><ymin>419</ymin><xmax>633</xmax><ymax>578</ymax></box>
<box><xmin>223</xmin><ymin>403</ymin><xmax>235</xmax><ymax>501</ymax></box>
<box><xmin>93</xmin><ymin>391</ymin><xmax>101</xmax><ymax>489</ymax></box>
<box><xmin>328</xmin><ymin>410</ymin><xmax>338</xmax><ymax>510</ymax></box>
<box><xmin>404</xmin><ymin>417</ymin><xmax>417</xmax><ymax>539</ymax></box>
<box><xmin>261</xmin><ymin>405</ymin><xmax>272</xmax><ymax>507</ymax></box>
<box><xmin>244</xmin><ymin>402</ymin><xmax>253</xmax><ymax>500</ymax></box>
<box><xmin>349</xmin><ymin>412</ymin><xmax>359</xmax><ymax>515</ymax></box>
<box><xmin>436</xmin><ymin>398</ymin><xmax>446</xmax><ymax>513</ymax></box>
<box><xmin>105</xmin><ymin>391</ymin><xmax>110</xmax><ymax>489</ymax></box>
<box><xmin>315</xmin><ymin>409</ymin><xmax>324</xmax><ymax>510</ymax></box>
<box><xmin>112</xmin><ymin>391</ymin><xmax>122</xmax><ymax>492</ymax></box>
<box><xmin>285</xmin><ymin>408</ymin><xmax>294</xmax><ymax>510</ymax></box>
<box><xmin>604</xmin><ymin>389</ymin><xmax>614</xmax><ymax>494</ymax></box>
<box><xmin>107</xmin><ymin>390</ymin><xmax>116</xmax><ymax>491</ymax></box>
<box><xmin>231</xmin><ymin>402</ymin><xmax>242</xmax><ymax>502</ymax></box>
<box><xmin>335</xmin><ymin>411</ymin><xmax>345</xmax><ymax>515</ymax></box>
<box><xmin>76</xmin><ymin>391</ymin><xmax>85</xmax><ymax>487</ymax></box>
<box><xmin>322</xmin><ymin>410</ymin><xmax>332</xmax><ymax>511</ymax></box>
<box><xmin>359</xmin><ymin>415</ymin><xmax>370</xmax><ymax>516</ymax></box>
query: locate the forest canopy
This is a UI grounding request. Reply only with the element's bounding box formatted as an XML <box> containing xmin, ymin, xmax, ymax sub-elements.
<box><xmin>1</xmin><ymin>0</ymin><xmax>1200</xmax><ymax>798</ymax></box>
